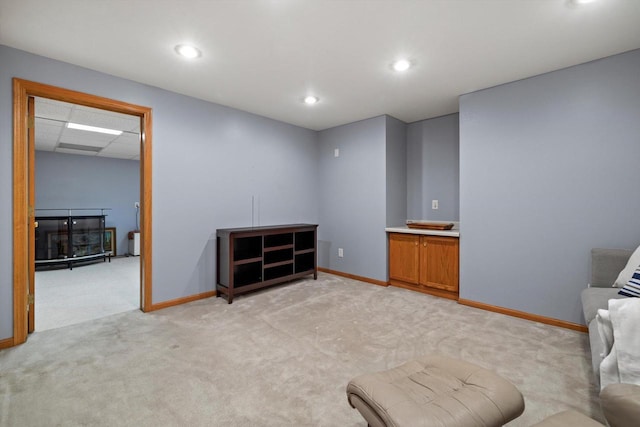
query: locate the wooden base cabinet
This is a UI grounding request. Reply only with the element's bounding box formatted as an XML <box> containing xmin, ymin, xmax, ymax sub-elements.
<box><xmin>388</xmin><ymin>233</ymin><xmax>459</xmax><ymax>300</ymax></box>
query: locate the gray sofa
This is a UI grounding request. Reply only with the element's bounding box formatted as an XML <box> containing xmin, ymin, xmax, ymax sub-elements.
<box><xmin>582</xmin><ymin>248</ymin><xmax>632</xmax><ymax>385</ymax></box>
<box><xmin>578</xmin><ymin>248</ymin><xmax>640</xmax><ymax>427</ymax></box>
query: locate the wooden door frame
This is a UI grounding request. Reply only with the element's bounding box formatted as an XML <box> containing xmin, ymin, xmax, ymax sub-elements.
<box><xmin>27</xmin><ymin>96</ymin><xmax>35</xmax><ymax>332</ymax></box>
<box><xmin>12</xmin><ymin>78</ymin><xmax>153</xmax><ymax>346</ymax></box>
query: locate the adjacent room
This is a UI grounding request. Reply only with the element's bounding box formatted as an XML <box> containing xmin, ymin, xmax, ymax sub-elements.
<box><xmin>1</xmin><ymin>1</ymin><xmax>639</xmax><ymax>426</ymax></box>
<box><xmin>33</xmin><ymin>97</ymin><xmax>141</xmax><ymax>331</ymax></box>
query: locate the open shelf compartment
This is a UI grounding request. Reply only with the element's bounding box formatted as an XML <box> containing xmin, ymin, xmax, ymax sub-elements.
<box><xmin>233</xmin><ymin>236</ymin><xmax>262</xmax><ymax>261</ymax></box>
<box><xmin>295</xmin><ymin>230</ymin><xmax>315</xmax><ymax>251</ymax></box>
<box><xmin>264</xmin><ymin>233</ymin><xmax>293</xmax><ymax>248</ymax></box>
<box><xmin>233</xmin><ymin>261</ymin><xmax>262</xmax><ymax>287</ymax></box>
<box><xmin>295</xmin><ymin>252</ymin><xmax>315</xmax><ymax>273</ymax></box>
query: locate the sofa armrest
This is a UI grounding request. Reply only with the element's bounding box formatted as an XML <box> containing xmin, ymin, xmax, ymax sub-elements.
<box><xmin>591</xmin><ymin>248</ymin><xmax>633</xmax><ymax>288</ymax></box>
<box><xmin>600</xmin><ymin>383</ymin><xmax>640</xmax><ymax>427</ymax></box>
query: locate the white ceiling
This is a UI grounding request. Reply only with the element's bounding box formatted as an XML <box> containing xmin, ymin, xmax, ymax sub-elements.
<box><xmin>35</xmin><ymin>97</ymin><xmax>141</xmax><ymax>160</ymax></box>
<box><xmin>2</xmin><ymin>0</ymin><xmax>640</xmax><ymax>131</ymax></box>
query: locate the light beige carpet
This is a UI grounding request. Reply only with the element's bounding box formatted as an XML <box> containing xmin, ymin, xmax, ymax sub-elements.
<box><xmin>0</xmin><ymin>273</ymin><xmax>600</xmax><ymax>426</ymax></box>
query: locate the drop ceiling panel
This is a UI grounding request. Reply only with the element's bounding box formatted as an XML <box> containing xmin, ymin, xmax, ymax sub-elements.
<box><xmin>55</xmin><ymin>148</ymin><xmax>98</xmax><ymax>156</ymax></box>
<box><xmin>35</xmin><ymin>117</ymin><xmax>63</xmax><ymax>132</ymax></box>
<box><xmin>75</xmin><ymin>105</ymin><xmax>141</xmax><ymax>132</ymax></box>
<box><xmin>34</xmin><ymin>98</ymin><xmax>73</xmax><ymax>121</ymax></box>
<box><xmin>99</xmin><ymin>142</ymin><xmax>139</xmax><ymax>156</ymax></box>
<box><xmin>34</xmin><ymin>119</ymin><xmax>63</xmax><ymax>141</ymax></box>
<box><xmin>111</xmin><ymin>132</ymin><xmax>141</xmax><ymax>145</ymax></box>
<box><xmin>97</xmin><ymin>151</ymin><xmax>138</xmax><ymax>160</ymax></box>
<box><xmin>36</xmin><ymin>140</ymin><xmax>57</xmax><ymax>151</ymax></box>
<box><xmin>58</xmin><ymin>129</ymin><xmax>116</xmax><ymax>147</ymax></box>
<box><xmin>70</xmin><ymin>108</ymin><xmax>140</xmax><ymax>133</ymax></box>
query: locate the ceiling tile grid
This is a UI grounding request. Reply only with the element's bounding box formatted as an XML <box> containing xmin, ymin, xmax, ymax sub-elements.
<box><xmin>33</xmin><ymin>97</ymin><xmax>141</xmax><ymax>160</ymax></box>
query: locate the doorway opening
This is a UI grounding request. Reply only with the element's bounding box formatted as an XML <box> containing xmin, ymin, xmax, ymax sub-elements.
<box><xmin>12</xmin><ymin>78</ymin><xmax>153</xmax><ymax>345</ymax></box>
<box><xmin>33</xmin><ymin>97</ymin><xmax>142</xmax><ymax>331</ymax></box>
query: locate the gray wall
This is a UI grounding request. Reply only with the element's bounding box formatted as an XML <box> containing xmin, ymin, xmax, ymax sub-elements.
<box><xmin>35</xmin><ymin>151</ymin><xmax>140</xmax><ymax>257</ymax></box>
<box><xmin>0</xmin><ymin>45</ymin><xmax>318</xmax><ymax>340</ymax></box>
<box><xmin>317</xmin><ymin>115</ymin><xmax>407</xmax><ymax>282</ymax></box>
<box><xmin>317</xmin><ymin>116</ymin><xmax>387</xmax><ymax>281</ymax></box>
<box><xmin>459</xmin><ymin>49</ymin><xmax>640</xmax><ymax>325</ymax></box>
<box><xmin>407</xmin><ymin>113</ymin><xmax>460</xmax><ymax>221</ymax></box>
<box><xmin>385</xmin><ymin>116</ymin><xmax>408</xmax><ymax>229</ymax></box>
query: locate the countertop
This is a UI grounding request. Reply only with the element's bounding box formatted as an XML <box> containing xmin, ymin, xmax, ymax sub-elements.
<box><xmin>386</xmin><ymin>222</ymin><xmax>460</xmax><ymax>237</ymax></box>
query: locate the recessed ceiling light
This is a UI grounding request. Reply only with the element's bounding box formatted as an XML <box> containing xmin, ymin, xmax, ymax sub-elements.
<box><xmin>392</xmin><ymin>59</ymin><xmax>411</xmax><ymax>72</ymax></box>
<box><xmin>571</xmin><ymin>0</ymin><xmax>596</xmax><ymax>4</ymax></box>
<box><xmin>304</xmin><ymin>96</ymin><xmax>319</xmax><ymax>105</ymax></box>
<box><xmin>67</xmin><ymin>122</ymin><xmax>122</xmax><ymax>136</ymax></box>
<box><xmin>175</xmin><ymin>44</ymin><xmax>202</xmax><ymax>59</ymax></box>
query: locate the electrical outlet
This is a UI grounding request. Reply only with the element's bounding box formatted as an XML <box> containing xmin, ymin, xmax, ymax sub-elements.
<box><xmin>134</xmin><ymin>202</ymin><xmax>140</xmax><ymax>209</ymax></box>
<box><xmin>432</xmin><ymin>200</ymin><xmax>439</xmax><ymax>210</ymax></box>
<box><xmin>338</xmin><ymin>248</ymin><xmax>344</xmax><ymax>258</ymax></box>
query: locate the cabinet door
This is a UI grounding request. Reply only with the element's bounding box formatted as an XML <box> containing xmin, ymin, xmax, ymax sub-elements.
<box><xmin>389</xmin><ymin>233</ymin><xmax>419</xmax><ymax>284</ymax></box>
<box><xmin>419</xmin><ymin>236</ymin><xmax>459</xmax><ymax>292</ymax></box>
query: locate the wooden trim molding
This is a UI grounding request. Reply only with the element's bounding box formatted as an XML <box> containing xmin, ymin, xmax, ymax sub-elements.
<box><xmin>13</xmin><ymin>79</ymin><xmax>28</xmax><ymax>345</ymax></box>
<box><xmin>318</xmin><ymin>267</ymin><xmax>388</xmax><ymax>287</ymax></box>
<box><xmin>389</xmin><ymin>279</ymin><xmax>458</xmax><ymax>301</ymax></box>
<box><xmin>149</xmin><ymin>291</ymin><xmax>217</xmax><ymax>312</ymax></box>
<box><xmin>12</xmin><ymin>78</ymin><xmax>153</xmax><ymax>347</ymax></box>
<box><xmin>0</xmin><ymin>337</ymin><xmax>14</xmax><ymax>350</ymax></box>
<box><xmin>140</xmin><ymin>110</ymin><xmax>153</xmax><ymax>312</ymax></box>
<box><xmin>458</xmin><ymin>298</ymin><xmax>588</xmax><ymax>333</ymax></box>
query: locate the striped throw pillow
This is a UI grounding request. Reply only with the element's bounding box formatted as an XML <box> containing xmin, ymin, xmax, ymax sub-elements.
<box><xmin>618</xmin><ymin>267</ymin><xmax>640</xmax><ymax>297</ymax></box>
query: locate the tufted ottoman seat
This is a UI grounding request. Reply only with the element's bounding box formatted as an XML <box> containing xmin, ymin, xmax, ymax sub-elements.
<box><xmin>346</xmin><ymin>355</ymin><xmax>525</xmax><ymax>427</ymax></box>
